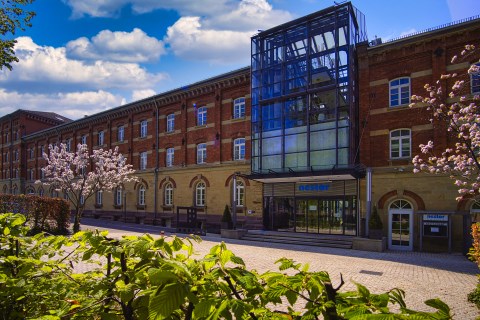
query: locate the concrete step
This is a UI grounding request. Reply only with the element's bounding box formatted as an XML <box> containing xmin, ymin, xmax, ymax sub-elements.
<box><xmin>241</xmin><ymin>231</ymin><xmax>353</xmax><ymax>249</ymax></box>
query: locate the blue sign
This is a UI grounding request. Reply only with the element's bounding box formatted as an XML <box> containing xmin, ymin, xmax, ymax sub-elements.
<box><xmin>298</xmin><ymin>184</ymin><xmax>330</xmax><ymax>191</ymax></box>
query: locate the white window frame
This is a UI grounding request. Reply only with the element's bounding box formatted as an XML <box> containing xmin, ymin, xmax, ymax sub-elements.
<box><xmin>165</xmin><ymin>183</ymin><xmax>173</xmax><ymax>206</ymax></box>
<box><xmin>118</xmin><ymin>126</ymin><xmax>125</xmax><ymax>142</ymax></box>
<box><xmin>115</xmin><ymin>188</ymin><xmax>123</xmax><ymax>206</ymax></box>
<box><xmin>234</xmin><ymin>138</ymin><xmax>245</xmax><ymax>160</ymax></box>
<box><xmin>81</xmin><ymin>135</ymin><xmax>87</xmax><ymax>145</ymax></box>
<box><xmin>66</xmin><ymin>139</ymin><xmax>72</xmax><ymax>152</ymax></box>
<box><xmin>80</xmin><ymin>194</ymin><xmax>85</xmax><ymax>205</ymax></box>
<box><xmin>197</xmin><ymin>143</ymin><xmax>206</xmax><ymax>164</ymax></box>
<box><xmin>167</xmin><ymin>114</ymin><xmax>175</xmax><ymax>133</ymax></box>
<box><xmin>472</xmin><ymin>63</ymin><xmax>480</xmax><ymax>94</ymax></box>
<box><xmin>389</xmin><ymin>77</ymin><xmax>410</xmax><ymax>107</ymax></box>
<box><xmin>98</xmin><ymin>131</ymin><xmax>104</xmax><ymax>146</ymax></box>
<box><xmin>233</xmin><ymin>97</ymin><xmax>246</xmax><ymax>119</ymax></box>
<box><xmin>195</xmin><ymin>182</ymin><xmax>206</xmax><ymax>207</ymax></box>
<box><xmin>29</xmin><ymin>168</ymin><xmax>34</xmax><ymax>181</ymax></box>
<box><xmin>140</xmin><ymin>120</ymin><xmax>148</xmax><ymax>138</ymax></box>
<box><xmin>235</xmin><ymin>181</ymin><xmax>245</xmax><ymax>206</ymax></box>
<box><xmin>96</xmin><ymin>191</ymin><xmax>103</xmax><ymax>205</ymax></box>
<box><xmin>390</xmin><ymin>129</ymin><xmax>411</xmax><ymax>159</ymax></box>
<box><xmin>140</xmin><ymin>151</ymin><xmax>147</xmax><ymax>170</ymax></box>
<box><xmin>166</xmin><ymin>148</ymin><xmax>174</xmax><ymax>167</ymax></box>
<box><xmin>138</xmin><ymin>185</ymin><xmax>146</xmax><ymax>206</ymax></box>
<box><xmin>197</xmin><ymin>107</ymin><xmax>207</xmax><ymax>126</ymax></box>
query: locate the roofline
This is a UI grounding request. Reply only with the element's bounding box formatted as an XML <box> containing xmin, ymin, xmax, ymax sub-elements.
<box><xmin>0</xmin><ymin>109</ymin><xmax>70</xmax><ymax>125</ymax></box>
<box><xmin>23</xmin><ymin>66</ymin><xmax>250</xmax><ymax>140</ymax></box>
<box><xmin>368</xmin><ymin>15</ymin><xmax>480</xmax><ymax>50</ymax></box>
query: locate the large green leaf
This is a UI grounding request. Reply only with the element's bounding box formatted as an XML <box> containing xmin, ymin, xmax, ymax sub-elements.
<box><xmin>147</xmin><ymin>268</ymin><xmax>179</xmax><ymax>286</ymax></box>
<box><xmin>149</xmin><ymin>282</ymin><xmax>188</xmax><ymax>320</ymax></box>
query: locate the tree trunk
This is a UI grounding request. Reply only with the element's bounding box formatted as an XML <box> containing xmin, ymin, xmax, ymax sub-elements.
<box><xmin>73</xmin><ymin>208</ymin><xmax>82</xmax><ymax>233</ymax></box>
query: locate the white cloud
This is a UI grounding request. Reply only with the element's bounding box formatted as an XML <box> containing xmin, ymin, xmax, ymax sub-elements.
<box><xmin>164</xmin><ymin>0</ymin><xmax>292</xmax><ymax>64</ymax></box>
<box><xmin>399</xmin><ymin>28</ymin><xmax>417</xmax><ymax>37</ymax></box>
<box><xmin>0</xmin><ymin>37</ymin><xmax>167</xmax><ymax>93</ymax></box>
<box><xmin>0</xmin><ymin>89</ymin><xmax>124</xmax><ymax>119</ymax></box>
<box><xmin>131</xmin><ymin>89</ymin><xmax>156</xmax><ymax>101</ymax></box>
<box><xmin>66</xmin><ymin>28</ymin><xmax>165</xmax><ymax>63</ymax></box>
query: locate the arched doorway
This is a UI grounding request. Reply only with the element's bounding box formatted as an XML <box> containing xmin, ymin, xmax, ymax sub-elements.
<box><xmin>388</xmin><ymin>199</ymin><xmax>413</xmax><ymax>251</ymax></box>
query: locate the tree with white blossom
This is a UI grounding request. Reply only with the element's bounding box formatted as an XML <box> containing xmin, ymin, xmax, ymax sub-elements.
<box><xmin>38</xmin><ymin>143</ymin><xmax>137</xmax><ymax>232</ymax></box>
<box><xmin>411</xmin><ymin>44</ymin><xmax>480</xmax><ymax>201</ymax></box>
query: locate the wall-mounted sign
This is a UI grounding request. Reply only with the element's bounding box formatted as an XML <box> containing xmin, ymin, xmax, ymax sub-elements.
<box><xmin>298</xmin><ymin>184</ymin><xmax>330</xmax><ymax>191</ymax></box>
<box><xmin>423</xmin><ymin>214</ymin><xmax>448</xmax><ymax>222</ymax></box>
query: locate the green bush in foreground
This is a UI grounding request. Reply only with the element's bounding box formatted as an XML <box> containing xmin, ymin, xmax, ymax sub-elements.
<box><xmin>0</xmin><ymin>213</ymin><xmax>452</xmax><ymax>319</ymax></box>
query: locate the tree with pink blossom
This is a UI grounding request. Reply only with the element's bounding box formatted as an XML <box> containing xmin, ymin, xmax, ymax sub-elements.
<box><xmin>411</xmin><ymin>44</ymin><xmax>480</xmax><ymax>201</ymax></box>
<box><xmin>37</xmin><ymin>143</ymin><xmax>137</xmax><ymax>232</ymax></box>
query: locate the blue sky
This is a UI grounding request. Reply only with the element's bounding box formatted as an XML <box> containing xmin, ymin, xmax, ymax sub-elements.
<box><xmin>0</xmin><ymin>0</ymin><xmax>478</xmax><ymax>119</ymax></box>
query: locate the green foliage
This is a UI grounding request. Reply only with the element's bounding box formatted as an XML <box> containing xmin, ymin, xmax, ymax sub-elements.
<box><xmin>0</xmin><ymin>194</ymin><xmax>70</xmax><ymax>234</ymax></box>
<box><xmin>468</xmin><ymin>276</ymin><xmax>480</xmax><ymax>309</ymax></box>
<box><xmin>369</xmin><ymin>205</ymin><xmax>383</xmax><ymax>230</ymax></box>
<box><xmin>222</xmin><ymin>205</ymin><xmax>232</xmax><ymax>223</ymax></box>
<box><xmin>0</xmin><ymin>0</ymin><xmax>36</xmax><ymax>70</ymax></box>
<box><xmin>0</xmin><ymin>213</ymin><xmax>453</xmax><ymax>319</ymax></box>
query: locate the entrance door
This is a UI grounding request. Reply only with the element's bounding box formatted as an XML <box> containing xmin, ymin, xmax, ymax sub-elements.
<box><xmin>306</xmin><ymin>199</ymin><xmax>319</xmax><ymax>233</ymax></box>
<box><xmin>388</xmin><ymin>200</ymin><xmax>413</xmax><ymax>251</ymax></box>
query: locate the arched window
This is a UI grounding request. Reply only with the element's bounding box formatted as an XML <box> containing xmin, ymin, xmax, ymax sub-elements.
<box><xmin>26</xmin><ymin>187</ymin><xmax>35</xmax><ymax>195</ymax></box>
<box><xmin>390</xmin><ymin>129</ymin><xmax>411</xmax><ymax>159</ymax></box>
<box><xmin>389</xmin><ymin>77</ymin><xmax>410</xmax><ymax>107</ymax></box>
<box><xmin>195</xmin><ymin>182</ymin><xmax>206</xmax><ymax>207</ymax></box>
<box><xmin>235</xmin><ymin>181</ymin><xmax>245</xmax><ymax>206</ymax></box>
<box><xmin>138</xmin><ymin>185</ymin><xmax>146</xmax><ymax>206</ymax></box>
<box><xmin>471</xmin><ymin>200</ymin><xmax>480</xmax><ymax>223</ymax></box>
<box><xmin>389</xmin><ymin>199</ymin><xmax>412</xmax><ymax>209</ymax></box>
<box><xmin>165</xmin><ymin>183</ymin><xmax>173</xmax><ymax>206</ymax></box>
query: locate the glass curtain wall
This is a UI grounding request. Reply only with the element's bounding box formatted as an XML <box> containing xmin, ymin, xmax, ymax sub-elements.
<box><xmin>251</xmin><ymin>3</ymin><xmax>367</xmax><ymax>174</ymax></box>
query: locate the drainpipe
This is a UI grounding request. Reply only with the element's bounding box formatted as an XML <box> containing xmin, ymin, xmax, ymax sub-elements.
<box><xmin>153</xmin><ymin>99</ymin><xmax>160</xmax><ymax>221</ymax></box>
<box><xmin>365</xmin><ymin>167</ymin><xmax>372</xmax><ymax>237</ymax></box>
<box><xmin>232</xmin><ymin>173</ymin><xmax>237</xmax><ymax>229</ymax></box>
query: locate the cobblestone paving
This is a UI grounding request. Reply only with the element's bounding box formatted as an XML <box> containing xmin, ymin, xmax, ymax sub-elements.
<box><xmin>79</xmin><ymin>219</ymin><xmax>479</xmax><ymax>319</ymax></box>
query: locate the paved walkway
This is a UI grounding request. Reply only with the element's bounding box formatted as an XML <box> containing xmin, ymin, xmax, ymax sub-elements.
<box><xmin>79</xmin><ymin>218</ymin><xmax>479</xmax><ymax>319</ymax></box>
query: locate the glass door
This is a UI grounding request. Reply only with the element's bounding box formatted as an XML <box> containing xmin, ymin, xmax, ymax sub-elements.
<box><xmin>295</xmin><ymin>200</ymin><xmax>307</xmax><ymax>232</ymax></box>
<box><xmin>389</xmin><ymin>209</ymin><xmax>413</xmax><ymax>251</ymax></box>
<box><xmin>306</xmin><ymin>199</ymin><xmax>319</xmax><ymax>233</ymax></box>
<box><xmin>330</xmin><ymin>200</ymin><xmax>343</xmax><ymax>234</ymax></box>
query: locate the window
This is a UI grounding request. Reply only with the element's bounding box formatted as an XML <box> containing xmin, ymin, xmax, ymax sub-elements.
<box><xmin>80</xmin><ymin>195</ymin><xmax>85</xmax><ymax>205</ymax></box>
<box><xmin>5</xmin><ymin>152</ymin><xmax>8</xmax><ymax>162</ymax></box>
<box><xmin>5</xmin><ymin>133</ymin><xmax>9</xmax><ymax>143</ymax></box>
<box><xmin>167</xmin><ymin>114</ymin><xmax>175</xmax><ymax>132</ymax></box>
<box><xmin>118</xmin><ymin>126</ymin><xmax>125</xmax><ymax>142</ymax></box>
<box><xmin>115</xmin><ymin>188</ymin><xmax>123</xmax><ymax>206</ymax></box>
<box><xmin>390</xmin><ymin>129</ymin><xmax>411</xmax><ymax>159</ymax></box>
<box><xmin>65</xmin><ymin>139</ymin><xmax>72</xmax><ymax>152</ymax></box>
<box><xmin>98</xmin><ymin>131</ymin><xmax>104</xmax><ymax>145</ymax></box>
<box><xmin>14</xmin><ymin>131</ymin><xmax>18</xmax><ymax>141</ymax></box>
<box><xmin>81</xmin><ymin>135</ymin><xmax>87</xmax><ymax>145</ymax></box>
<box><xmin>29</xmin><ymin>168</ymin><xmax>34</xmax><ymax>181</ymax></box>
<box><xmin>14</xmin><ymin>150</ymin><xmax>18</xmax><ymax>161</ymax></box>
<box><xmin>165</xmin><ymin>183</ymin><xmax>173</xmax><ymax>206</ymax></box>
<box><xmin>140</xmin><ymin>151</ymin><xmax>147</xmax><ymax>170</ymax></box>
<box><xmin>96</xmin><ymin>191</ymin><xmax>103</xmax><ymax>205</ymax></box>
<box><xmin>234</xmin><ymin>138</ymin><xmax>245</xmax><ymax>160</ymax></box>
<box><xmin>40</xmin><ymin>145</ymin><xmax>44</xmax><ymax>157</ymax></box>
<box><xmin>27</xmin><ymin>188</ymin><xmax>35</xmax><ymax>195</ymax></box>
<box><xmin>235</xmin><ymin>181</ymin><xmax>245</xmax><ymax>206</ymax></box>
<box><xmin>197</xmin><ymin>106</ymin><xmax>207</xmax><ymax>126</ymax></box>
<box><xmin>471</xmin><ymin>199</ymin><xmax>480</xmax><ymax>223</ymax></box>
<box><xmin>29</xmin><ymin>148</ymin><xmax>34</xmax><ymax>159</ymax></box>
<box><xmin>40</xmin><ymin>168</ymin><xmax>45</xmax><ymax>179</ymax></box>
<box><xmin>233</xmin><ymin>97</ymin><xmax>246</xmax><ymax>119</ymax></box>
<box><xmin>472</xmin><ymin>63</ymin><xmax>480</xmax><ymax>94</ymax></box>
<box><xmin>389</xmin><ymin>77</ymin><xmax>410</xmax><ymax>107</ymax></box>
<box><xmin>166</xmin><ymin>148</ymin><xmax>174</xmax><ymax>167</ymax></box>
<box><xmin>195</xmin><ymin>182</ymin><xmax>206</xmax><ymax>206</ymax></box>
<box><xmin>138</xmin><ymin>185</ymin><xmax>146</xmax><ymax>206</ymax></box>
<box><xmin>197</xmin><ymin>143</ymin><xmax>206</xmax><ymax>164</ymax></box>
<box><xmin>15</xmin><ymin>169</ymin><xmax>18</xmax><ymax>178</ymax></box>
<box><xmin>140</xmin><ymin>120</ymin><xmax>148</xmax><ymax>138</ymax></box>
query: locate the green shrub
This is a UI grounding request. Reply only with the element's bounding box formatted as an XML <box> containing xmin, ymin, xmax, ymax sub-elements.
<box><xmin>221</xmin><ymin>204</ymin><xmax>232</xmax><ymax>223</ymax></box>
<box><xmin>468</xmin><ymin>277</ymin><xmax>480</xmax><ymax>309</ymax></box>
<box><xmin>369</xmin><ymin>205</ymin><xmax>383</xmax><ymax>230</ymax></box>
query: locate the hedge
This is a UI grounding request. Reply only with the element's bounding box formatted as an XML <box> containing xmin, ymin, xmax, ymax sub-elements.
<box><xmin>0</xmin><ymin>194</ymin><xmax>70</xmax><ymax>234</ymax></box>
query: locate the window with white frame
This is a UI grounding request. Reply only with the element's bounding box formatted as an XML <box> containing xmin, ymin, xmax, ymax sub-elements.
<box><xmin>98</xmin><ymin>131</ymin><xmax>104</xmax><ymax>145</ymax></box>
<box><xmin>96</xmin><ymin>191</ymin><xmax>103</xmax><ymax>205</ymax></box>
<box><xmin>195</xmin><ymin>182</ymin><xmax>206</xmax><ymax>206</ymax></box>
<box><xmin>118</xmin><ymin>126</ymin><xmax>125</xmax><ymax>142</ymax></box>
<box><xmin>81</xmin><ymin>135</ymin><xmax>87</xmax><ymax>145</ymax></box>
<box><xmin>138</xmin><ymin>185</ymin><xmax>146</xmax><ymax>206</ymax></box>
<box><xmin>389</xmin><ymin>77</ymin><xmax>410</xmax><ymax>107</ymax></box>
<box><xmin>165</xmin><ymin>183</ymin><xmax>173</xmax><ymax>206</ymax></box>
<box><xmin>40</xmin><ymin>167</ymin><xmax>45</xmax><ymax>179</ymax></box>
<box><xmin>167</xmin><ymin>114</ymin><xmax>175</xmax><ymax>132</ymax></box>
<box><xmin>197</xmin><ymin>106</ymin><xmax>207</xmax><ymax>126</ymax></box>
<box><xmin>65</xmin><ymin>139</ymin><xmax>71</xmax><ymax>152</ymax></box>
<box><xmin>140</xmin><ymin>120</ymin><xmax>148</xmax><ymax>138</ymax></box>
<box><xmin>40</xmin><ymin>145</ymin><xmax>44</xmax><ymax>157</ymax></box>
<box><xmin>472</xmin><ymin>63</ymin><xmax>480</xmax><ymax>94</ymax></box>
<box><xmin>140</xmin><ymin>151</ymin><xmax>147</xmax><ymax>170</ymax></box>
<box><xmin>166</xmin><ymin>148</ymin><xmax>174</xmax><ymax>167</ymax></box>
<box><xmin>234</xmin><ymin>138</ymin><xmax>245</xmax><ymax>160</ymax></box>
<box><xmin>29</xmin><ymin>168</ymin><xmax>34</xmax><ymax>181</ymax></box>
<box><xmin>30</xmin><ymin>148</ymin><xmax>34</xmax><ymax>159</ymax></box>
<box><xmin>235</xmin><ymin>181</ymin><xmax>245</xmax><ymax>206</ymax></box>
<box><xmin>197</xmin><ymin>143</ymin><xmax>206</xmax><ymax>164</ymax></box>
<box><xmin>233</xmin><ymin>97</ymin><xmax>246</xmax><ymax>119</ymax></box>
<box><xmin>390</xmin><ymin>129</ymin><xmax>411</xmax><ymax>159</ymax></box>
<box><xmin>115</xmin><ymin>187</ymin><xmax>123</xmax><ymax>206</ymax></box>
<box><xmin>80</xmin><ymin>194</ymin><xmax>85</xmax><ymax>205</ymax></box>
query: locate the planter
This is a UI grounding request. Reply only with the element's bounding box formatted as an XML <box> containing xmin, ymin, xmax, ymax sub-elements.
<box><xmin>221</xmin><ymin>229</ymin><xmax>247</xmax><ymax>239</ymax></box>
<box><xmin>221</xmin><ymin>221</ymin><xmax>232</xmax><ymax>230</ymax></box>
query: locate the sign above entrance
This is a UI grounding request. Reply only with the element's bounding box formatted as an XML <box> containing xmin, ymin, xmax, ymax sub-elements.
<box><xmin>298</xmin><ymin>184</ymin><xmax>330</xmax><ymax>191</ymax></box>
<box><xmin>423</xmin><ymin>214</ymin><xmax>448</xmax><ymax>222</ymax></box>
